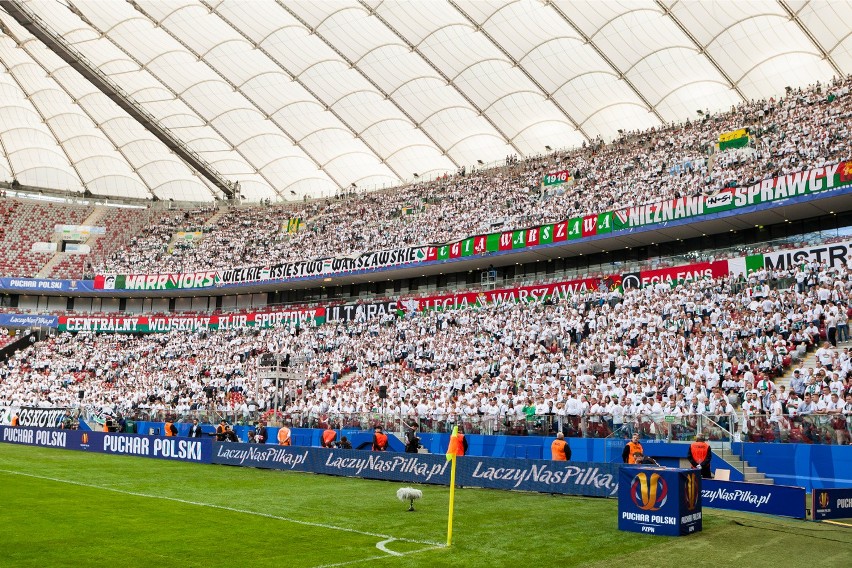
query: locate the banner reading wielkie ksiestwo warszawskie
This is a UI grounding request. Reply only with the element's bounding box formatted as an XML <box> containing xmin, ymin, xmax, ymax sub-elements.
<box><xmin>93</xmin><ymin>162</ymin><xmax>851</xmax><ymax>291</ymax></box>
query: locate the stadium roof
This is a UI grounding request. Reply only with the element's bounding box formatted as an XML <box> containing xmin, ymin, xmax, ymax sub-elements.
<box><xmin>0</xmin><ymin>0</ymin><xmax>849</xmax><ymax>202</ymax></box>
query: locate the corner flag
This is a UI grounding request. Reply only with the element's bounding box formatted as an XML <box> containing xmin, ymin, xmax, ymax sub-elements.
<box><xmin>446</xmin><ymin>425</ymin><xmax>461</xmax><ymax>546</ymax></box>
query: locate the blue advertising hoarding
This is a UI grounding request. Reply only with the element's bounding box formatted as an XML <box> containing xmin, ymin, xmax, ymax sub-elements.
<box><xmin>618</xmin><ymin>466</ymin><xmax>702</xmax><ymax>536</ymax></box>
<box><xmin>0</xmin><ymin>426</ymin><xmax>212</xmax><ymax>464</ymax></box>
<box><xmin>0</xmin><ymin>314</ymin><xmax>59</xmax><ymax>327</ymax></box>
<box><xmin>702</xmin><ymin>479</ymin><xmax>806</xmax><ymax>519</ymax></box>
<box><xmin>212</xmin><ymin>444</ymin><xmax>620</xmax><ymax>497</ymax></box>
<box><xmin>812</xmin><ymin>487</ymin><xmax>852</xmax><ymax>520</ymax></box>
<box><xmin>0</xmin><ymin>277</ymin><xmax>95</xmax><ymax>293</ymax></box>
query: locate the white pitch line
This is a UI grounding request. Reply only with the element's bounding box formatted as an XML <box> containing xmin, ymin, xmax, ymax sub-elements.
<box><xmin>0</xmin><ymin>469</ymin><xmax>445</xmax><ymax>550</ymax></box>
<box><xmin>375</xmin><ymin>539</ymin><xmax>403</xmax><ymax>557</ymax></box>
<box><xmin>311</xmin><ymin>544</ymin><xmax>445</xmax><ymax>568</ymax></box>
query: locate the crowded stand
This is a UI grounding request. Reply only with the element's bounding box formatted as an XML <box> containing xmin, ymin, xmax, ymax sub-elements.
<box><xmin>2</xmin><ymin>258</ymin><xmax>850</xmax><ymax>444</ymax></box>
<box><xmin>87</xmin><ymin>74</ymin><xmax>852</xmax><ymax>276</ymax></box>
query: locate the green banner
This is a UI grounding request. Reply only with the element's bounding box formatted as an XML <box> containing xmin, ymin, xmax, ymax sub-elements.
<box><xmin>745</xmin><ymin>254</ymin><xmax>765</xmax><ymax>274</ymax></box>
<box><xmin>462</xmin><ymin>237</ymin><xmax>475</xmax><ymax>257</ymax></box>
<box><xmin>486</xmin><ymin>233</ymin><xmax>501</xmax><ymax>252</ymax></box>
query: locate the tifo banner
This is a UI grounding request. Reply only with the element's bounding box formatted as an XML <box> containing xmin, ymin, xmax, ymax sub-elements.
<box><xmin>95</xmin><ymin>247</ymin><xmax>428</xmax><ymax>290</ymax></box>
<box><xmin>57</xmin><ymin>307</ymin><xmax>325</xmax><ymax>333</ymax></box>
<box><xmin>398</xmin><ymin>276</ymin><xmax>604</xmax><ymax>313</ymax></box>
<box><xmin>0</xmin><ymin>407</ymin><xmax>67</xmax><ymax>428</ymax></box>
<box><xmin>325</xmin><ymin>301</ymin><xmax>398</xmax><ymax>322</ymax></box>
<box><xmin>0</xmin><ymin>314</ymin><xmax>59</xmax><ymax>327</ymax></box>
<box><xmin>212</xmin><ymin>444</ymin><xmax>619</xmax><ymax>497</ymax></box>
<box><xmin>747</xmin><ymin>240</ymin><xmax>852</xmax><ymax>272</ymax></box>
<box><xmin>618</xmin><ymin>466</ymin><xmax>703</xmax><ymax>536</ymax></box>
<box><xmin>54</xmin><ymin>224</ymin><xmax>105</xmax><ymax>240</ymax></box>
<box><xmin>174</xmin><ymin>231</ymin><xmax>203</xmax><ymax>242</ymax></box>
<box><xmin>542</xmin><ymin>169</ymin><xmax>574</xmax><ymax>187</ymax></box>
<box><xmin>812</xmin><ymin>488</ymin><xmax>852</xmax><ymax>520</ymax></box>
<box><xmin>621</xmin><ymin>260</ymin><xmax>730</xmax><ymax>290</ymax></box>
<box><xmin>0</xmin><ymin>426</ymin><xmax>212</xmax><ymax>463</ymax></box>
<box><xmin>65</xmin><ymin>243</ymin><xmax>90</xmax><ymax>254</ymax></box>
<box><xmin>30</xmin><ymin>242</ymin><xmax>57</xmax><ymax>253</ymax></box>
<box><xmin>701</xmin><ymin>479</ymin><xmax>806</xmax><ymax>519</ymax></box>
<box><xmin>718</xmin><ymin>128</ymin><xmax>749</xmax><ymax>151</ymax></box>
<box><xmin>283</xmin><ymin>219</ymin><xmax>303</xmax><ymax>233</ymax></box>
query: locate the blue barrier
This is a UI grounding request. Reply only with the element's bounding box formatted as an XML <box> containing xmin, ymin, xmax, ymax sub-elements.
<box><xmin>211</xmin><ymin>442</ymin><xmax>619</xmax><ymax>497</ymax></box>
<box><xmin>701</xmin><ymin>479</ymin><xmax>806</xmax><ymax>518</ymax></box>
<box><xmin>0</xmin><ymin>426</ymin><xmax>212</xmax><ymax>463</ymax></box>
<box><xmin>732</xmin><ymin>442</ymin><xmax>852</xmax><ymax>490</ymax></box>
<box><xmin>812</xmin><ymin>487</ymin><xmax>852</xmax><ymax>519</ymax></box>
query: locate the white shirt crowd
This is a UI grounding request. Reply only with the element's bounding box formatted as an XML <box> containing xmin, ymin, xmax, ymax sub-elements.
<box><xmin>3</xmin><ymin>260</ymin><xmax>850</xmax><ymax>442</ymax></box>
<box><xmin>94</xmin><ymin>75</ymin><xmax>852</xmax><ymax>275</ymax></box>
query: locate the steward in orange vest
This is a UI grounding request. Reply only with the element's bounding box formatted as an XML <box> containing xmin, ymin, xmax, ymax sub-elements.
<box><xmin>165</xmin><ymin>421</ymin><xmax>176</xmax><ymax>436</ymax></box>
<box><xmin>372</xmin><ymin>427</ymin><xmax>388</xmax><ymax>451</ymax></box>
<box><xmin>10</xmin><ymin>414</ymin><xmax>20</xmax><ymax>427</ymax></box>
<box><xmin>551</xmin><ymin>432</ymin><xmax>571</xmax><ymax>461</ymax></box>
<box><xmin>216</xmin><ymin>421</ymin><xmax>228</xmax><ymax>442</ymax></box>
<box><xmin>688</xmin><ymin>434</ymin><xmax>712</xmax><ymax>478</ymax></box>
<box><xmin>622</xmin><ymin>433</ymin><xmax>643</xmax><ymax>464</ymax></box>
<box><xmin>321</xmin><ymin>428</ymin><xmax>337</xmax><ymax>448</ymax></box>
<box><xmin>277</xmin><ymin>426</ymin><xmax>291</xmax><ymax>446</ymax></box>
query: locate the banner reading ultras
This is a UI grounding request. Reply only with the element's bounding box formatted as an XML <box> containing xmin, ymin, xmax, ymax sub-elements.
<box><xmin>58</xmin><ymin>307</ymin><xmax>325</xmax><ymax>333</ymax></box>
<box><xmin>94</xmin><ymin>247</ymin><xmax>427</xmax><ymax>291</ymax></box>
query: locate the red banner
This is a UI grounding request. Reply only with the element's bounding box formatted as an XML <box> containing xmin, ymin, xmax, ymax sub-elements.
<box><xmin>635</xmin><ymin>260</ymin><xmax>729</xmax><ymax>288</ymax></box>
<box><xmin>399</xmin><ymin>277</ymin><xmax>603</xmax><ymax>312</ymax></box>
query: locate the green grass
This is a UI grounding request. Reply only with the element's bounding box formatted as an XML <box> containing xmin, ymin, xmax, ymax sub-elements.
<box><xmin>0</xmin><ymin>444</ymin><xmax>849</xmax><ymax>567</ymax></box>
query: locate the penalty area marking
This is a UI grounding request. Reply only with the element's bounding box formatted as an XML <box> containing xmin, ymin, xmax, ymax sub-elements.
<box><xmin>0</xmin><ymin>468</ymin><xmax>445</xmax><ymax>564</ymax></box>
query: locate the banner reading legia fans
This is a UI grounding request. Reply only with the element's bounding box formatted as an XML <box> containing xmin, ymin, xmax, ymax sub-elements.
<box><xmin>620</xmin><ymin>260</ymin><xmax>730</xmax><ymax>290</ymax></box>
<box><xmin>57</xmin><ymin>307</ymin><xmax>325</xmax><ymax>333</ymax></box>
<box><xmin>398</xmin><ymin>276</ymin><xmax>607</xmax><ymax>313</ymax></box>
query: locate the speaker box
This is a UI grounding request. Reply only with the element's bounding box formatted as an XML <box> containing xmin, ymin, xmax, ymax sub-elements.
<box><xmin>378</xmin><ymin>385</ymin><xmax>388</xmax><ymax>399</ymax></box>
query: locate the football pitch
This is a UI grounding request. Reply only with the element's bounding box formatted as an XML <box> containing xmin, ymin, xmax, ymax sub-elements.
<box><xmin>0</xmin><ymin>444</ymin><xmax>849</xmax><ymax>567</ymax></box>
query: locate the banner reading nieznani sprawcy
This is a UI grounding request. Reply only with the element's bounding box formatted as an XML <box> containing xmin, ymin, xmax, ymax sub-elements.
<box><xmin>92</xmin><ymin>162</ymin><xmax>851</xmax><ymax>291</ymax></box>
<box><xmin>57</xmin><ymin>307</ymin><xmax>325</xmax><ymax>333</ymax></box>
<box><xmin>613</xmin><ymin>161</ymin><xmax>851</xmax><ymax>230</ymax></box>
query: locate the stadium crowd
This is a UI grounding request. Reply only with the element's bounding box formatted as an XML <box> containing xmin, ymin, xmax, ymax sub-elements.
<box><xmin>92</xmin><ymin>75</ymin><xmax>852</xmax><ymax>275</ymax></box>
<box><xmin>2</xmin><ymin>258</ymin><xmax>850</xmax><ymax>443</ymax></box>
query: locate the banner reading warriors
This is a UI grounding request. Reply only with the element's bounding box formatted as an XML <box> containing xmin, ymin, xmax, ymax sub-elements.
<box><xmin>95</xmin><ymin>247</ymin><xmax>428</xmax><ymax>291</ymax></box>
<box><xmin>399</xmin><ymin>276</ymin><xmax>603</xmax><ymax>313</ymax></box>
<box><xmin>57</xmin><ymin>307</ymin><xmax>325</xmax><ymax>333</ymax></box>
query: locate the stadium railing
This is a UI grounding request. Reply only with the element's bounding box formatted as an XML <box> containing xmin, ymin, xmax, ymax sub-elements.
<box><xmin>102</xmin><ymin>409</ymin><xmax>850</xmax><ymax>445</ymax></box>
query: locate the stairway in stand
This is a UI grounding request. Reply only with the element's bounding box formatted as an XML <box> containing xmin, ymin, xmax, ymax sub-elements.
<box><xmin>716</xmin><ymin>446</ymin><xmax>773</xmax><ymax>484</ymax></box>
